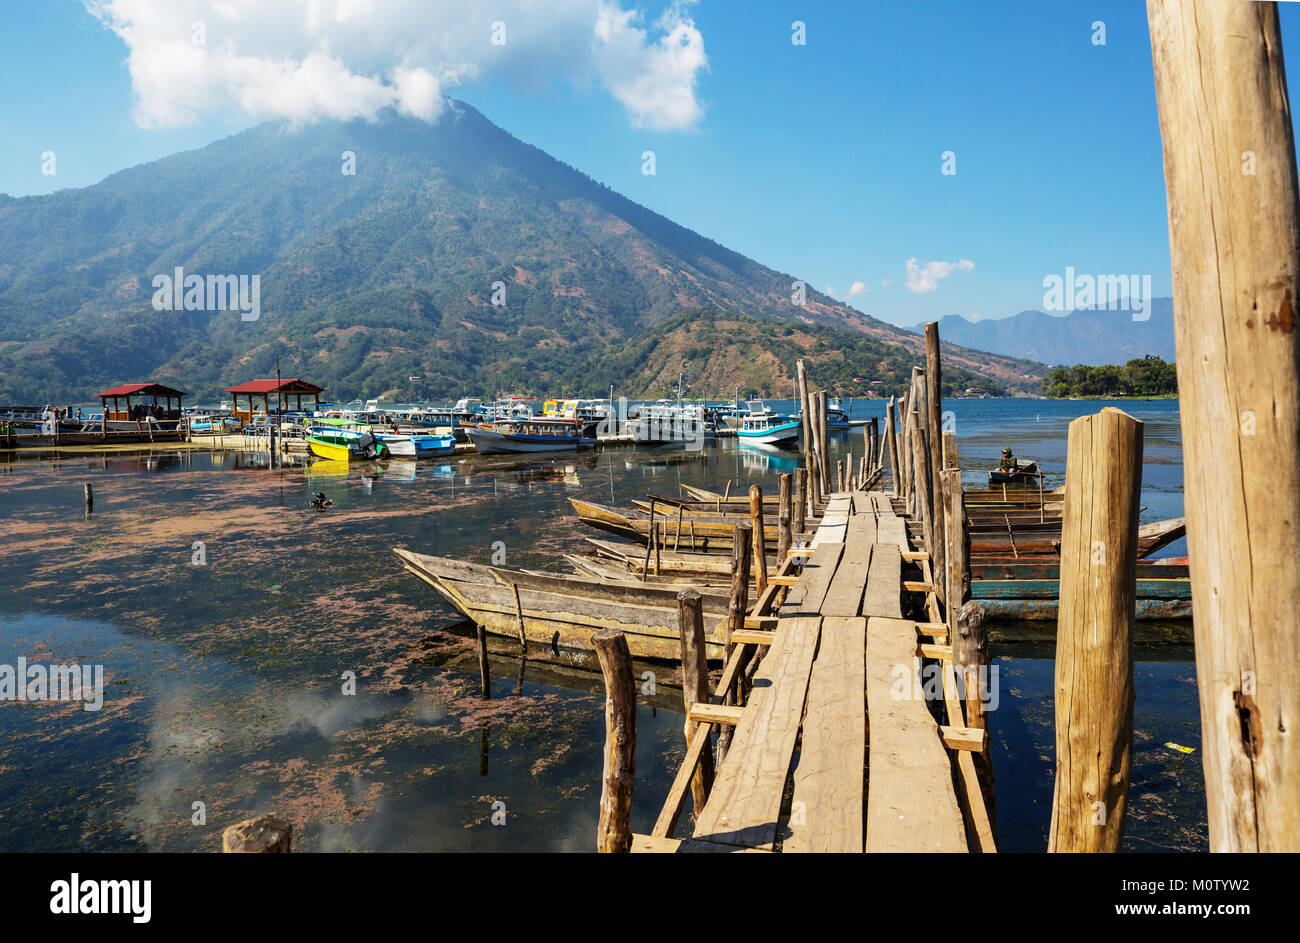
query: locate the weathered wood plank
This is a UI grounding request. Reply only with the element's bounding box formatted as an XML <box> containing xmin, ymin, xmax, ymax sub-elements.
<box><xmin>865</xmin><ymin>616</ymin><xmax>968</xmax><ymax>852</ymax></box>
<box><xmin>821</xmin><ymin>513</ymin><xmax>875</xmax><ymax>617</ymax></box>
<box><xmin>785</xmin><ymin>616</ymin><xmax>867</xmax><ymax>853</ymax></box>
<box><xmin>862</xmin><ymin>543</ymin><xmax>903</xmax><ymax>619</ymax></box>
<box><xmin>690</xmin><ymin>616</ymin><xmax>823</xmax><ymax>849</ymax></box>
<box><xmin>781</xmin><ymin>542</ymin><xmax>843</xmax><ymax>617</ymax></box>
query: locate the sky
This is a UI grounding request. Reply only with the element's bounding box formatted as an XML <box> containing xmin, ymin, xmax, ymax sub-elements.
<box><xmin>3</xmin><ymin>0</ymin><xmax>1299</xmax><ymax>328</ymax></box>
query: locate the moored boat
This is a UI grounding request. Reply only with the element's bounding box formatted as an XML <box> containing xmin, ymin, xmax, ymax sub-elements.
<box><xmin>393</xmin><ymin>548</ymin><xmax>731</xmax><ymax>660</ymax></box>
<box><xmin>465</xmin><ymin>417</ymin><xmax>594</xmax><ymax>454</ymax></box>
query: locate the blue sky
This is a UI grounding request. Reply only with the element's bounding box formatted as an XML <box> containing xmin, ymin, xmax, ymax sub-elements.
<box><xmin>4</xmin><ymin>1</ymin><xmax>1299</xmax><ymax>328</ymax></box>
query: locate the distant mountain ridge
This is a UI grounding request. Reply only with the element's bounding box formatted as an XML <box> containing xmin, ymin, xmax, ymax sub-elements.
<box><xmin>0</xmin><ymin>101</ymin><xmax>1044</xmax><ymax>402</ymax></box>
<box><xmin>914</xmin><ymin>299</ymin><xmax>1176</xmax><ymax>366</ymax></box>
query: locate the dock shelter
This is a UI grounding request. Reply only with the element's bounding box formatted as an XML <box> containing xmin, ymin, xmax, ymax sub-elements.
<box><xmin>97</xmin><ymin>382</ymin><xmax>187</xmax><ymax>422</ymax></box>
<box><xmin>224</xmin><ymin>379</ymin><xmax>324</xmax><ymax>423</ymax></box>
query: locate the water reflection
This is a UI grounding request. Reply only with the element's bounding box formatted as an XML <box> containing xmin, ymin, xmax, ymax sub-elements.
<box><xmin>0</xmin><ymin>398</ymin><xmax>1200</xmax><ymax>852</ymax></box>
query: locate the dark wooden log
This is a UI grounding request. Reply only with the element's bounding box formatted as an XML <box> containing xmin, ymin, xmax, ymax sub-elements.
<box><xmin>594</xmin><ymin>629</ymin><xmax>637</xmax><ymax>853</ymax></box>
<box><xmin>677</xmin><ymin>590</ymin><xmax>715</xmax><ymax>813</ymax></box>
<box><xmin>1048</xmin><ymin>408</ymin><xmax>1142</xmax><ymax>852</ymax></box>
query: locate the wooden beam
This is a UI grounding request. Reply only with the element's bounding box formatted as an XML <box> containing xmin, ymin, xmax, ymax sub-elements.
<box><xmin>593</xmin><ymin>629</ymin><xmax>636</xmax><ymax>853</ymax></box>
<box><xmin>1147</xmin><ymin>0</ymin><xmax>1300</xmax><ymax>852</ymax></box>
<box><xmin>689</xmin><ymin>703</ymin><xmax>745</xmax><ymax>726</ymax></box>
<box><xmin>1048</xmin><ymin>408</ymin><xmax>1142</xmax><ymax>853</ymax></box>
<box><xmin>785</xmin><ymin>617</ymin><xmax>867</xmax><ymax>853</ymax></box>
<box><xmin>677</xmin><ymin>590</ymin><xmax>715</xmax><ymax>815</ymax></box>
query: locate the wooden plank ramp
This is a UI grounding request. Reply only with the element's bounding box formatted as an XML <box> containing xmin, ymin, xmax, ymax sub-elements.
<box><xmin>634</xmin><ymin>489</ymin><xmax>987</xmax><ymax>853</ymax></box>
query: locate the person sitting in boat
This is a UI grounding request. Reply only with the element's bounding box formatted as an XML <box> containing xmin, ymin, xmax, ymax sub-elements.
<box><xmin>999</xmin><ymin>448</ymin><xmax>1017</xmax><ymax>472</ymax></box>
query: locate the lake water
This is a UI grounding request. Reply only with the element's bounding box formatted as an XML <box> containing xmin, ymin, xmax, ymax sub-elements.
<box><xmin>0</xmin><ymin>397</ymin><xmax>1204</xmax><ymax>852</ymax></box>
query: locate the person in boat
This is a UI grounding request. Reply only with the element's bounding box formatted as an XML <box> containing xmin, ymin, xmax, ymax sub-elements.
<box><xmin>999</xmin><ymin>448</ymin><xmax>1017</xmax><ymax>473</ymax></box>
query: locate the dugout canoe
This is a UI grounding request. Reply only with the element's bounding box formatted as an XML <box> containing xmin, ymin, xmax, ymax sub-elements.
<box><xmin>394</xmin><ymin>548</ymin><xmax>731</xmax><ymax>661</ymax></box>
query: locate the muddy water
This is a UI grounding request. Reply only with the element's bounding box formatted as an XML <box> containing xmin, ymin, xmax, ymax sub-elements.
<box><xmin>0</xmin><ymin>398</ymin><xmax>1205</xmax><ymax>852</ymax></box>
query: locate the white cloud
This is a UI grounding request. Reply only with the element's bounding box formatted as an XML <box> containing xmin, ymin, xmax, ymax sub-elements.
<box><xmin>85</xmin><ymin>0</ymin><xmax>708</xmax><ymax>130</ymax></box>
<box><xmin>904</xmin><ymin>257</ymin><xmax>974</xmax><ymax>293</ymax></box>
<box><xmin>593</xmin><ymin>2</ymin><xmax>707</xmax><ymax>130</ymax></box>
<box><xmin>848</xmin><ymin>280</ymin><xmax>867</xmax><ymax>296</ymax></box>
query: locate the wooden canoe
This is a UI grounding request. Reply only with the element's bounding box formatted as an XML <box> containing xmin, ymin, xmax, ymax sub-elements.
<box><xmin>570</xmin><ymin>497</ymin><xmax>783</xmax><ymax>549</ymax></box>
<box><xmin>394</xmin><ymin>548</ymin><xmax>732</xmax><ymax>661</ymax></box>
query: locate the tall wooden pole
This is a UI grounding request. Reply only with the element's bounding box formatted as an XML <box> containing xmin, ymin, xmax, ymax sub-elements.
<box><xmin>1147</xmin><ymin>0</ymin><xmax>1300</xmax><ymax>852</ymax></box>
<box><xmin>594</xmin><ymin>629</ymin><xmax>636</xmax><ymax>853</ymax></box>
<box><xmin>1048</xmin><ymin>408</ymin><xmax>1143</xmax><ymax>853</ymax></box>
<box><xmin>750</xmin><ymin>485</ymin><xmax>768</xmax><ymax>596</ymax></box>
<box><xmin>923</xmin><ymin>326</ymin><xmax>947</xmax><ymax>606</ymax></box>
<box><xmin>720</xmin><ymin>522</ymin><xmax>753</xmax><ymax>762</ymax></box>
<box><xmin>677</xmin><ymin>590</ymin><xmax>715</xmax><ymax>813</ymax></box>
<box><xmin>816</xmin><ymin>391</ymin><xmax>831</xmax><ymax>494</ymax></box>
<box><xmin>798</xmin><ymin>360</ymin><xmax>817</xmax><ymax>506</ymax></box>
<box><xmin>885</xmin><ymin>397</ymin><xmax>899</xmax><ymax>494</ymax></box>
<box><xmin>777</xmin><ymin>472</ymin><xmax>793</xmax><ymax>560</ymax></box>
<box><xmin>794</xmin><ymin>468</ymin><xmax>807</xmax><ymax>536</ymax></box>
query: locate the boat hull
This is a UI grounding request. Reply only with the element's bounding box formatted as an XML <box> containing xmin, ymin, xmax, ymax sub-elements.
<box><xmin>394</xmin><ymin>549</ymin><xmax>727</xmax><ymax>660</ymax></box>
<box><xmin>465</xmin><ymin>424</ymin><xmax>593</xmax><ymax>454</ymax></box>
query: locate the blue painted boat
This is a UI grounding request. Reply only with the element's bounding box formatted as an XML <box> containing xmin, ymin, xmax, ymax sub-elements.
<box><xmin>464</xmin><ymin>418</ymin><xmax>594</xmax><ymax>454</ymax></box>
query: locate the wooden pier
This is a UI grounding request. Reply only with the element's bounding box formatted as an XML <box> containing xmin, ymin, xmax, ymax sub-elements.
<box><xmin>626</xmin><ymin>486</ymin><xmax>994</xmax><ymax>853</ymax></box>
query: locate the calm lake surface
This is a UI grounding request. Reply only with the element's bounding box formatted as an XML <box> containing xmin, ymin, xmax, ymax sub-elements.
<box><xmin>0</xmin><ymin>397</ymin><xmax>1205</xmax><ymax>852</ymax></box>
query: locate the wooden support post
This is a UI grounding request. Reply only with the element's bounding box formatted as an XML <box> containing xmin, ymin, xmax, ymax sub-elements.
<box><xmin>83</xmin><ymin>483</ymin><xmax>93</xmax><ymax>515</ymax></box>
<box><xmin>794</xmin><ymin>468</ymin><xmax>807</xmax><ymax>537</ymax></box>
<box><xmin>750</xmin><ymin>485</ymin><xmax>768</xmax><ymax>596</ymax></box>
<box><xmin>798</xmin><ymin>359</ymin><xmax>818</xmax><ymax>506</ymax></box>
<box><xmin>476</xmin><ymin>624</ymin><xmax>491</xmax><ymax>699</ymax></box>
<box><xmin>942</xmin><ymin>430</ymin><xmax>958</xmax><ymax>472</ymax></box>
<box><xmin>922</xmin><ymin>328</ymin><xmax>947</xmax><ymax>607</ymax></box>
<box><xmin>720</xmin><ymin>522</ymin><xmax>753</xmax><ymax>762</ymax></box>
<box><xmin>816</xmin><ymin>390</ymin><xmax>831</xmax><ymax>494</ymax></box>
<box><xmin>1147</xmin><ymin>0</ymin><xmax>1300</xmax><ymax>852</ymax></box>
<box><xmin>940</xmin><ymin>468</ymin><xmax>968</xmax><ymax>635</ymax></box>
<box><xmin>222</xmin><ymin>814</ymin><xmax>292</xmax><ymax>853</ymax></box>
<box><xmin>677</xmin><ymin>590</ymin><xmax>715</xmax><ymax>813</ymax></box>
<box><xmin>1048</xmin><ymin>407</ymin><xmax>1143</xmax><ymax>853</ymax></box>
<box><xmin>836</xmin><ymin>457</ymin><xmax>845</xmax><ymax>493</ymax></box>
<box><xmin>885</xmin><ymin>397</ymin><xmax>900</xmax><ymax>494</ymax></box>
<box><xmin>511</xmin><ymin>583</ymin><xmax>528</xmax><ymax>648</ymax></box>
<box><xmin>910</xmin><ymin>412</ymin><xmax>935</xmax><ymax>562</ymax></box>
<box><xmin>593</xmin><ymin>629</ymin><xmax>636</xmax><ymax>853</ymax></box>
<box><xmin>777</xmin><ymin>472</ymin><xmax>793</xmax><ymax>560</ymax></box>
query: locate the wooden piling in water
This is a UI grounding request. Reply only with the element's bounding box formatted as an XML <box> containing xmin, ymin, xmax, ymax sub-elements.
<box><xmin>222</xmin><ymin>814</ymin><xmax>292</xmax><ymax>853</ymax></box>
<box><xmin>719</xmin><ymin>522</ymin><xmax>753</xmax><ymax>763</ymax></box>
<box><xmin>83</xmin><ymin>483</ymin><xmax>93</xmax><ymax>515</ymax></box>
<box><xmin>1048</xmin><ymin>407</ymin><xmax>1142</xmax><ymax>853</ymax></box>
<box><xmin>816</xmin><ymin>390</ymin><xmax>831</xmax><ymax>494</ymax></box>
<box><xmin>777</xmin><ymin>473</ymin><xmax>793</xmax><ymax>560</ymax></box>
<box><xmin>594</xmin><ymin>628</ymin><xmax>636</xmax><ymax>853</ymax></box>
<box><xmin>476</xmin><ymin>624</ymin><xmax>491</xmax><ymax>699</ymax></box>
<box><xmin>794</xmin><ymin>468</ymin><xmax>807</xmax><ymax>536</ymax></box>
<box><xmin>677</xmin><ymin>590</ymin><xmax>715</xmax><ymax>814</ymax></box>
<box><xmin>750</xmin><ymin>485</ymin><xmax>768</xmax><ymax>596</ymax></box>
<box><xmin>1147</xmin><ymin>0</ymin><xmax>1300</xmax><ymax>851</ymax></box>
<box><xmin>798</xmin><ymin>360</ymin><xmax>819</xmax><ymax>507</ymax></box>
<box><xmin>885</xmin><ymin>397</ymin><xmax>900</xmax><ymax>495</ymax></box>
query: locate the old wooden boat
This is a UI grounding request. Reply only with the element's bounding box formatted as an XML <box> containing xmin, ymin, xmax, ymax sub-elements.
<box><xmin>987</xmin><ymin>461</ymin><xmax>1041</xmax><ymax>486</ymax></box>
<box><xmin>394</xmin><ymin>548</ymin><xmax>731</xmax><ymax>660</ymax></box>
<box><xmin>570</xmin><ymin>497</ymin><xmax>782</xmax><ymax>549</ymax></box>
<box><xmin>971</xmin><ymin>558</ymin><xmax>1192</xmax><ymax>620</ymax></box>
<box><xmin>465</xmin><ymin>417</ymin><xmax>595</xmax><ymax>454</ymax></box>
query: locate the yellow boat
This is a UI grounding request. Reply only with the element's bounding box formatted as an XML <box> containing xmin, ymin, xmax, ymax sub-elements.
<box><xmin>307</xmin><ymin>436</ymin><xmax>352</xmax><ymax>461</ymax></box>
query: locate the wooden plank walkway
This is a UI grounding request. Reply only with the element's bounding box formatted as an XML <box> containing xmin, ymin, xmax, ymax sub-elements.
<box><xmin>636</xmin><ymin>489</ymin><xmax>987</xmax><ymax>853</ymax></box>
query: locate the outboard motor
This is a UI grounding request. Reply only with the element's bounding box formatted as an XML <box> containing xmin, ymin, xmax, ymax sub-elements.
<box><xmin>355</xmin><ymin>431</ymin><xmax>380</xmax><ymax>459</ymax></box>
